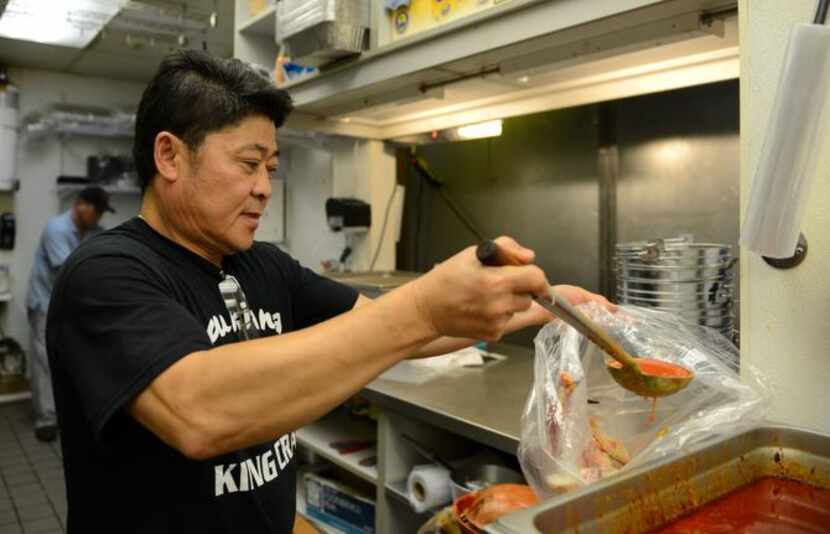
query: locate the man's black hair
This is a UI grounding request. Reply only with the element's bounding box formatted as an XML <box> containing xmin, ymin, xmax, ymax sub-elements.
<box><xmin>133</xmin><ymin>49</ymin><xmax>293</xmax><ymax>190</ymax></box>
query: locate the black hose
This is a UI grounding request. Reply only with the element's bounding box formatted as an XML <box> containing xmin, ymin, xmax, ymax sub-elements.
<box><xmin>815</xmin><ymin>0</ymin><xmax>829</xmax><ymax>24</ymax></box>
<box><xmin>410</xmin><ymin>155</ymin><xmax>485</xmax><ymax>242</ymax></box>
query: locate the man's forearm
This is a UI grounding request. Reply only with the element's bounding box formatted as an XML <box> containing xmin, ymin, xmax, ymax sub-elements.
<box><xmin>131</xmin><ymin>283</ymin><xmax>438</xmax><ymax>459</ymax></box>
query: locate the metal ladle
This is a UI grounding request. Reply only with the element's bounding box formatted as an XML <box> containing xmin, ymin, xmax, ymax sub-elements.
<box><xmin>476</xmin><ymin>240</ymin><xmax>693</xmax><ymax>398</ymax></box>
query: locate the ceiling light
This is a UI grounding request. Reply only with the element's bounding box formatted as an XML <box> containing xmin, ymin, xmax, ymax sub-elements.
<box><xmin>517</xmin><ymin>76</ymin><xmax>530</xmax><ymax>84</ymax></box>
<box><xmin>0</xmin><ymin>0</ymin><xmax>127</xmax><ymax>48</ymax></box>
<box><xmin>456</xmin><ymin>120</ymin><xmax>503</xmax><ymax>140</ymax></box>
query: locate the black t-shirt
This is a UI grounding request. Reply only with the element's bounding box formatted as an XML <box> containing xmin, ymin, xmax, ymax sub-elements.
<box><xmin>46</xmin><ymin>217</ymin><xmax>358</xmax><ymax>533</ymax></box>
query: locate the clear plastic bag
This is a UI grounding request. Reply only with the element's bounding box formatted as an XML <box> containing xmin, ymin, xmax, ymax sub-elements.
<box><xmin>518</xmin><ymin>303</ymin><xmax>769</xmax><ymax>498</ymax></box>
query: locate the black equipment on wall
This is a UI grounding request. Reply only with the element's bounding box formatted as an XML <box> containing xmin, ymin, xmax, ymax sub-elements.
<box><xmin>325</xmin><ymin>198</ymin><xmax>371</xmax><ymax>232</ymax></box>
<box><xmin>0</xmin><ymin>213</ymin><xmax>15</xmax><ymax>250</ymax></box>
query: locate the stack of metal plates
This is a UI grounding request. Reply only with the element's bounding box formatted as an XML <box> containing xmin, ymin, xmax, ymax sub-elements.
<box><xmin>614</xmin><ymin>237</ymin><xmax>736</xmax><ymax>339</ymax></box>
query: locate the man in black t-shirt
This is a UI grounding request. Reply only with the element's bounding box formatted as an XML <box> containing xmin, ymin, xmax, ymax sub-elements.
<box><xmin>46</xmin><ymin>50</ymin><xmax>612</xmax><ymax>533</ymax></box>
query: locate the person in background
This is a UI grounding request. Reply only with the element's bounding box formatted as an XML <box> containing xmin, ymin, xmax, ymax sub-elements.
<box><xmin>25</xmin><ymin>187</ymin><xmax>114</xmax><ymax>442</ymax></box>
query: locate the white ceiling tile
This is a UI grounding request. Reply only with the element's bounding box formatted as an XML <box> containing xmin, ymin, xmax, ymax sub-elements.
<box><xmin>0</xmin><ymin>0</ymin><xmax>234</xmax><ymax>81</ymax></box>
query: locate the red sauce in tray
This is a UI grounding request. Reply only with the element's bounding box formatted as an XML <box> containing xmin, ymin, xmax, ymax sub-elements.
<box><xmin>607</xmin><ymin>358</ymin><xmax>691</xmax><ymax>378</ymax></box>
<box><xmin>653</xmin><ymin>477</ymin><xmax>830</xmax><ymax>533</ymax></box>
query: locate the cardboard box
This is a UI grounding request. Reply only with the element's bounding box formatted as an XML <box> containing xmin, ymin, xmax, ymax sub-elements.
<box><xmin>304</xmin><ymin>472</ymin><xmax>375</xmax><ymax>534</ymax></box>
<box><xmin>248</xmin><ymin>0</ymin><xmax>268</xmax><ymax>17</ymax></box>
<box><xmin>387</xmin><ymin>0</ymin><xmax>513</xmax><ymax>43</ymax></box>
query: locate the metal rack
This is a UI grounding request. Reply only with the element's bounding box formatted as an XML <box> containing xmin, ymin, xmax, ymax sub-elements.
<box><xmin>56</xmin><ymin>183</ymin><xmax>141</xmax><ymax>196</ymax></box>
<box><xmin>22</xmin><ymin>105</ymin><xmax>134</xmax><ymax>141</ymax></box>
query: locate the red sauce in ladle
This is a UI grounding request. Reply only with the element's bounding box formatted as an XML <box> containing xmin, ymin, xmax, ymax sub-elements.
<box><xmin>607</xmin><ymin>357</ymin><xmax>691</xmax><ymax>378</ymax></box>
<box><xmin>607</xmin><ymin>358</ymin><xmax>691</xmax><ymax>421</ymax></box>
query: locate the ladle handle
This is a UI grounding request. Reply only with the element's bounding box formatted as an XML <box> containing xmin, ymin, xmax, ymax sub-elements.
<box><xmin>475</xmin><ymin>240</ymin><xmax>639</xmax><ymax>370</ymax></box>
<box><xmin>542</xmin><ymin>289</ymin><xmax>638</xmax><ymax>369</ymax></box>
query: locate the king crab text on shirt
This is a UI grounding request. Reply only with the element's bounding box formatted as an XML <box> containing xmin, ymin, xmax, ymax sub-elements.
<box><xmin>214</xmin><ymin>433</ymin><xmax>297</xmax><ymax>497</ymax></box>
<box><xmin>206</xmin><ymin>309</ymin><xmax>283</xmax><ymax>344</ymax></box>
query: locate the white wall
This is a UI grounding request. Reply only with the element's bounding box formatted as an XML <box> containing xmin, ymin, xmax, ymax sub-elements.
<box><xmin>6</xmin><ymin>67</ymin><xmax>145</xmax><ymax>349</ymax></box>
<box><xmin>279</xmin><ymin>143</ymin><xmax>344</xmax><ymax>270</ymax></box>
<box><xmin>740</xmin><ymin>1</ymin><xmax>830</xmax><ymax>431</ymax></box>
<box><xmin>280</xmin><ymin>136</ymin><xmax>398</xmax><ymax>273</ymax></box>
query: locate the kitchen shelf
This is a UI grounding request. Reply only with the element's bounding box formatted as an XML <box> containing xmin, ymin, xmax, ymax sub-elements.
<box><xmin>27</xmin><ymin>124</ymin><xmax>133</xmax><ymax>140</ymax></box>
<box><xmin>386</xmin><ymin>479</ymin><xmax>409</xmax><ymax>504</ymax></box>
<box><xmin>22</xmin><ymin>105</ymin><xmax>134</xmax><ymax>141</ymax></box>
<box><xmin>295</xmin><ymin>490</ymin><xmax>342</xmax><ymax>534</ymax></box>
<box><xmin>296</xmin><ymin>412</ymin><xmax>378</xmax><ymax>484</ymax></box>
<box><xmin>236</xmin><ymin>0</ymin><xmax>738</xmax><ymax>139</ymax></box>
<box><xmin>0</xmin><ymin>179</ymin><xmax>19</xmax><ymax>193</ymax></box>
<box><xmin>385</xmin><ymin>478</ymin><xmax>440</xmax><ymax>514</ymax></box>
<box><xmin>56</xmin><ymin>184</ymin><xmax>141</xmax><ymax>195</ymax></box>
<box><xmin>0</xmin><ymin>391</ymin><xmax>31</xmax><ymax>405</ymax></box>
<box><xmin>239</xmin><ymin>5</ymin><xmax>276</xmax><ymax>36</ymax></box>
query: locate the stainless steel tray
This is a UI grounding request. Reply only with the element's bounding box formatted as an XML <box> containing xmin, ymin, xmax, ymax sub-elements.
<box><xmin>489</xmin><ymin>425</ymin><xmax>830</xmax><ymax>533</ymax></box>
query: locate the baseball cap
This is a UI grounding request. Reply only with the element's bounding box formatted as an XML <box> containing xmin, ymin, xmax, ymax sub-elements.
<box><xmin>78</xmin><ymin>186</ymin><xmax>115</xmax><ymax>214</ymax></box>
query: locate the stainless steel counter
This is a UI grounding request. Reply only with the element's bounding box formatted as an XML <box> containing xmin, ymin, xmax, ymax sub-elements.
<box><xmin>324</xmin><ymin>271</ymin><xmax>421</xmax><ymax>298</ymax></box>
<box><xmin>362</xmin><ymin>344</ymin><xmax>533</xmax><ymax>455</ymax></box>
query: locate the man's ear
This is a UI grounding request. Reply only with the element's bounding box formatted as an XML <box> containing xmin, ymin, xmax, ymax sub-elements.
<box><xmin>154</xmin><ymin>131</ymin><xmax>186</xmax><ymax>184</ymax></box>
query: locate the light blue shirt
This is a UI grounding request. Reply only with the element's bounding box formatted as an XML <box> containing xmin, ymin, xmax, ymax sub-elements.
<box><xmin>26</xmin><ymin>210</ymin><xmax>101</xmax><ymax>313</ymax></box>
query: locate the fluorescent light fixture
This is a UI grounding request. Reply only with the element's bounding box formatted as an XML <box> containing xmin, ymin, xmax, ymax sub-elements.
<box><xmin>456</xmin><ymin>120</ymin><xmax>503</xmax><ymax>140</ymax></box>
<box><xmin>0</xmin><ymin>0</ymin><xmax>127</xmax><ymax>48</ymax></box>
<box><xmin>654</xmin><ymin>139</ymin><xmax>690</xmax><ymax>163</ymax></box>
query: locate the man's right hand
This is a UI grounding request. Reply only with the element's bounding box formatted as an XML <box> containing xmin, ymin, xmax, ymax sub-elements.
<box><xmin>407</xmin><ymin>236</ymin><xmax>550</xmax><ymax>342</ymax></box>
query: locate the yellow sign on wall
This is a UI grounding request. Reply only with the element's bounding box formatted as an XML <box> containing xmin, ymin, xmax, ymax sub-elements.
<box><xmin>388</xmin><ymin>0</ymin><xmax>511</xmax><ymax>42</ymax></box>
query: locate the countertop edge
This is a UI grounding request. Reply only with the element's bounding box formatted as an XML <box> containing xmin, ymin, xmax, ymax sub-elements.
<box><xmin>360</xmin><ymin>386</ymin><xmax>520</xmax><ymax>455</ymax></box>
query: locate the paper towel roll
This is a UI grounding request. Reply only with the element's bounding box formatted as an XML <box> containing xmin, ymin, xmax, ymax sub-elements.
<box><xmin>407</xmin><ymin>464</ymin><xmax>452</xmax><ymax>513</ymax></box>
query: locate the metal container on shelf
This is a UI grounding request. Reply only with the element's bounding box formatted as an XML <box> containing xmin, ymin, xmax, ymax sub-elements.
<box><xmin>277</xmin><ymin>0</ymin><xmax>370</xmax><ymax>67</ymax></box>
<box><xmin>614</xmin><ymin>237</ymin><xmax>736</xmax><ymax>339</ymax></box>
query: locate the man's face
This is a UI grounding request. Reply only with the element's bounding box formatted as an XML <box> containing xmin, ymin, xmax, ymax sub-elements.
<box><xmin>174</xmin><ymin>115</ymin><xmax>277</xmax><ymax>255</ymax></box>
<box><xmin>75</xmin><ymin>202</ymin><xmax>103</xmax><ymax>231</ymax></box>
